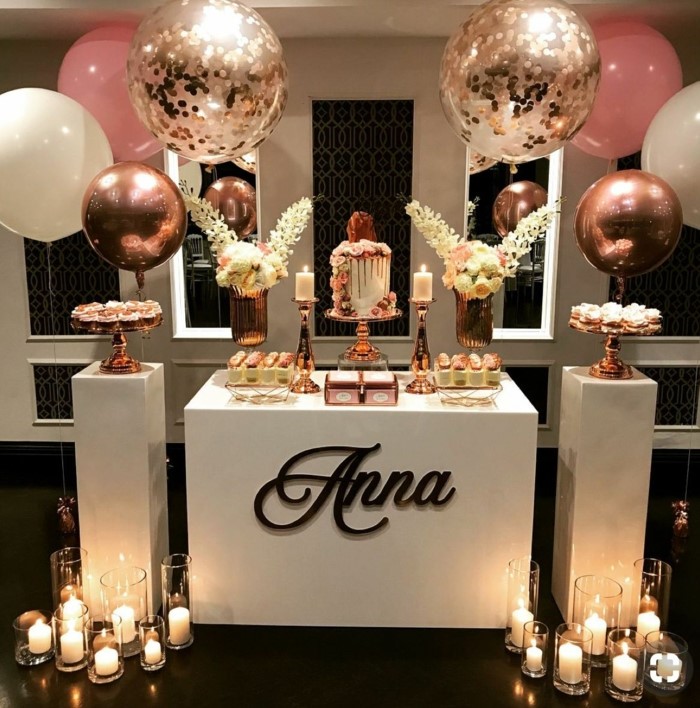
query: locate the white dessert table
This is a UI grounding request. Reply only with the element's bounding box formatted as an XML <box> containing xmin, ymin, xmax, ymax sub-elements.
<box><xmin>185</xmin><ymin>371</ymin><xmax>538</xmax><ymax>628</ymax></box>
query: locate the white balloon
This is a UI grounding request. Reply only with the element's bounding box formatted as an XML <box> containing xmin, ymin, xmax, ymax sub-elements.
<box><xmin>642</xmin><ymin>82</ymin><xmax>700</xmax><ymax>230</ymax></box>
<box><xmin>0</xmin><ymin>88</ymin><xmax>113</xmax><ymax>242</ymax></box>
<box><xmin>179</xmin><ymin>160</ymin><xmax>203</xmax><ymax>197</ymax></box>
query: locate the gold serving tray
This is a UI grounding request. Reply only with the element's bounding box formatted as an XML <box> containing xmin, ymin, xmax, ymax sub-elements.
<box><xmin>225</xmin><ymin>381</ymin><xmax>292</xmax><ymax>405</ymax></box>
<box><xmin>435</xmin><ymin>383</ymin><xmax>503</xmax><ymax>407</ymax></box>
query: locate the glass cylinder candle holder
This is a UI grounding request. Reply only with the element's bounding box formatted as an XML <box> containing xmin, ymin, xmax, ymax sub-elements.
<box><xmin>53</xmin><ymin>602</ymin><xmax>89</xmax><ymax>672</ymax></box>
<box><xmin>13</xmin><ymin>610</ymin><xmax>54</xmax><ymax>666</ymax></box>
<box><xmin>139</xmin><ymin>615</ymin><xmax>166</xmax><ymax>671</ymax></box>
<box><xmin>505</xmin><ymin>556</ymin><xmax>539</xmax><ymax>653</ymax></box>
<box><xmin>99</xmin><ymin>566</ymin><xmax>148</xmax><ymax>658</ymax></box>
<box><xmin>521</xmin><ymin>620</ymin><xmax>548</xmax><ymax>679</ymax></box>
<box><xmin>634</xmin><ymin>558</ymin><xmax>671</xmax><ymax>640</ymax></box>
<box><xmin>572</xmin><ymin>574</ymin><xmax>622</xmax><ymax>668</ymax></box>
<box><xmin>605</xmin><ymin>629</ymin><xmax>644</xmax><ymax>702</ymax></box>
<box><xmin>554</xmin><ymin>622</ymin><xmax>593</xmax><ymax>696</ymax></box>
<box><xmin>86</xmin><ymin>616</ymin><xmax>124</xmax><ymax>684</ymax></box>
<box><xmin>644</xmin><ymin>631</ymin><xmax>688</xmax><ymax>693</ymax></box>
<box><xmin>50</xmin><ymin>547</ymin><xmax>89</xmax><ymax>610</ymax></box>
<box><xmin>162</xmin><ymin>554</ymin><xmax>193</xmax><ymax>650</ymax></box>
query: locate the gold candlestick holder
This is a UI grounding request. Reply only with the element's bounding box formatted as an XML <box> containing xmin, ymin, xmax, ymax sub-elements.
<box><xmin>406</xmin><ymin>298</ymin><xmax>436</xmax><ymax>394</ymax></box>
<box><xmin>291</xmin><ymin>298</ymin><xmax>321</xmax><ymax>394</ymax></box>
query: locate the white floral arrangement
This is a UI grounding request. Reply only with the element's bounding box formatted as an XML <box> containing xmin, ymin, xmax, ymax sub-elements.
<box><xmin>182</xmin><ymin>186</ymin><xmax>313</xmax><ymax>291</ymax></box>
<box><xmin>405</xmin><ymin>198</ymin><xmax>559</xmax><ymax>299</ymax></box>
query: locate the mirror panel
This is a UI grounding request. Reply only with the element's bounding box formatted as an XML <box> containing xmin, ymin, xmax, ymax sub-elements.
<box><xmin>168</xmin><ymin>150</ymin><xmax>261</xmax><ymax>338</ymax></box>
<box><xmin>464</xmin><ymin>148</ymin><xmax>563</xmax><ymax>340</ymax></box>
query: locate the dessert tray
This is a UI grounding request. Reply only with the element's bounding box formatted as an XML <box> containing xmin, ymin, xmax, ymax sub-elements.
<box><xmin>568</xmin><ymin>302</ymin><xmax>662</xmax><ymax>380</ymax></box>
<box><xmin>324</xmin><ymin>309</ymin><xmax>403</xmax><ymax>362</ymax></box>
<box><xmin>71</xmin><ymin>302</ymin><xmax>163</xmax><ymax>375</ymax></box>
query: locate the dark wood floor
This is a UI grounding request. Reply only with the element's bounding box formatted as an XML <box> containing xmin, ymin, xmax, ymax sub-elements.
<box><xmin>0</xmin><ymin>447</ymin><xmax>697</xmax><ymax>707</ymax></box>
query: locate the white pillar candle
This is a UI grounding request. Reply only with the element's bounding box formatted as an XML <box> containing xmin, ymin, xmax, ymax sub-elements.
<box><xmin>612</xmin><ymin>645</ymin><xmax>638</xmax><ymax>691</ymax></box>
<box><xmin>168</xmin><ymin>606</ymin><xmax>191</xmax><ymax>646</ymax></box>
<box><xmin>60</xmin><ymin>625</ymin><xmax>84</xmax><ymax>664</ymax></box>
<box><xmin>558</xmin><ymin>642</ymin><xmax>583</xmax><ymax>684</ymax></box>
<box><xmin>112</xmin><ymin>604</ymin><xmax>136</xmax><ymax>644</ymax></box>
<box><xmin>413</xmin><ymin>265</ymin><xmax>433</xmax><ymax>301</ymax></box>
<box><xmin>28</xmin><ymin>619</ymin><xmax>52</xmax><ymax>654</ymax></box>
<box><xmin>144</xmin><ymin>638</ymin><xmax>162</xmax><ymax>665</ymax></box>
<box><xmin>295</xmin><ymin>266</ymin><xmax>314</xmax><ymax>300</ymax></box>
<box><xmin>525</xmin><ymin>640</ymin><xmax>543</xmax><ymax>672</ymax></box>
<box><xmin>511</xmin><ymin>605</ymin><xmax>534</xmax><ymax>648</ymax></box>
<box><xmin>636</xmin><ymin>611</ymin><xmax>660</xmax><ymax>642</ymax></box>
<box><xmin>94</xmin><ymin>646</ymin><xmax>119</xmax><ymax>676</ymax></box>
<box><xmin>584</xmin><ymin>612</ymin><xmax>607</xmax><ymax>655</ymax></box>
<box><xmin>62</xmin><ymin>597</ymin><xmax>84</xmax><ymax>628</ymax></box>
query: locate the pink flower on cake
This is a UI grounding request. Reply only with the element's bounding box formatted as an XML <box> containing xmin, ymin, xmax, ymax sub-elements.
<box><xmin>338</xmin><ymin>272</ymin><xmax>349</xmax><ymax>285</ymax></box>
<box><xmin>349</xmin><ymin>243</ymin><xmax>364</xmax><ymax>257</ymax></box>
<box><xmin>388</xmin><ymin>291</ymin><xmax>397</xmax><ymax>303</ymax></box>
<box><xmin>330</xmin><ymin>277</ymin><xmax>343</xmax><ymax>292</ymax></box>
<box><xmin>330</xmin><ymin>254</ymin><xmax>346</xmax><ymax>267</ymax></box>
<box><xmin>370</xmin><ymin>306</ymin><xmax>382</xmax><ymax>317</ymax></box>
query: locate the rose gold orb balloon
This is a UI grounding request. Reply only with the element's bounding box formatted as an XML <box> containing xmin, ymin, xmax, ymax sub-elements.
<box><xmin>127</xmin><ymin>0</ymin><xmax>288</xmax><ymax>165</ymax></box>
<box><xmin>440</xmin><ymin>0</ymin><xmax>600</xmax><ymax>164</ymax></box>
<box><xmin>574</xmin><ymin>169</ymin><xmax>682</xmax><ymax>277</ymax></box>
<box><xmin>82</xmin><ymin>162</ymin><xmax>187</xmax><ymax>273</ymax></box>
<box><xmin>469</xmin><ymin>149</ymin><xmax>497</xmax><ymax>175</ymax></box>
<box><xmin>492</xmin><ymin>180</ymin><xmax>548</xmax><ymax>237</ymax></box>
<box><xmin>204</xmin><ymin>177</ymin><xmax>257</xmax><ymax>237</ymax></box>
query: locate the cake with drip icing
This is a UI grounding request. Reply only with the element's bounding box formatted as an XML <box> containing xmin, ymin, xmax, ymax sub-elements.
<box><xmin>330</xmin><ymin>212</ymin><xmax>396</xmax><ymax>317</ymax></box>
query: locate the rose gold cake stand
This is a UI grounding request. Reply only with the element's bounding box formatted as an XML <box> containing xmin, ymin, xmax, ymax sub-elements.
<box><xmin>569</xmin><ymin>319</ymin><xmax>661</xmax><ymax>380</ymax></box>
<box><xmin>71</xmin><ymin>315</ymin><xmax>163</xmax><ymax>375</ymax></box>
<box><xmin>325</xmin><ymin>309</ymin><xmax>403</xmax><ymax>362</ymax></box>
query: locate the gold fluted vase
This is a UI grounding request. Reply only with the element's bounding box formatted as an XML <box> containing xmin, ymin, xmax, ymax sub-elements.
<box><xmin>229</xmin><ymin>286</ymin><xmax>269</xmax><ymax>347</ymax></box>
<box><xmin>454</xmin><ymin>290</ymin><xmax>493</xmax><ymax>350</ymax></box>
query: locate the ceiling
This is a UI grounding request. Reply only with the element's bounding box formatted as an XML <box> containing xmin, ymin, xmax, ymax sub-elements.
<box><xmin>0</xmin><ymin>1</ymin><xmax>697</xmax><ymax>41</ymax></box>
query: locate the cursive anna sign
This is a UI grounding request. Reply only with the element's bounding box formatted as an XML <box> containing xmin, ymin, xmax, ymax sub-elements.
<box><xmin>253</xmin><ymin>443</ymin><xmax>456</xmax><ymax>535</ymax></box>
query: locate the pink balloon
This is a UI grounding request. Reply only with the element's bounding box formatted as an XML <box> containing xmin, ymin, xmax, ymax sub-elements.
<box><xmin>58</xmin><ymin>26</ymin><xmax>162</xmax><ymax>162</ymax></box>
<box><xmin>572</xmin><ymin>21</ymin><xmax>682</xmax><ymax>160</ymax></box>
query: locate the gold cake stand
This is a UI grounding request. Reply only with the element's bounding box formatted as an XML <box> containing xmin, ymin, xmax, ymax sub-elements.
<box><xmin>325</xmin><ymin>309</ymin><xmax>403</xmax><ymax>362</ymax></box>
<box><xmin>71</xmin><ymin>315</ymin><xmax>163</xmax><ymax>375</ymax></box>
<box><xmin>569</xmin><ymin>318</ymin><xmax>661</xmax><ymax>380</ymax></box>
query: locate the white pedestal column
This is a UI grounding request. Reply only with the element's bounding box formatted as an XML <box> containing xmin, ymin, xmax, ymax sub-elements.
<box><xmin>552</xmin><ymin>366</ymin><xmax>657</xmax><ymax>626</ymax></box>
<box><xmin>72</xmin><ymin>362</ymin><xmax>169</xmax><ymax>614</ymax></box>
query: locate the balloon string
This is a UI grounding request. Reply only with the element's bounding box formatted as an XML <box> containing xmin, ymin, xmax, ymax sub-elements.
<box><xmin>509</xmin><ymin>163</ymin><xmax>518</xmax><ymax>175</ymax></box>
<box><xmin>46</xmin><ymin>243</ymin><xmax>67</xmax><ymax>498</ymax></box>
<box><xmin>607</xmin><ymin>158</ymin><xmax>616</xmax><ymax>175</ymax></box>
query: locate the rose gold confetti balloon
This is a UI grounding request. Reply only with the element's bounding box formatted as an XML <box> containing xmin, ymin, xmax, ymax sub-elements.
<box><xmin>127</xmin><ymin>0</ymin><xmax>288</xmax><ymax>165</ymax></box>
<box><xmin>492</xmin><ymin>180</ymin><xmax>548</xmax><ymax>237</ymax></box>
<box><xmin>82</xmin><ymin>162</ymin><xmax>187</xmax><ymax>276</ymax></box>
<box><xmin>574</xmin><ymin>170</ymin><xmax>682</xmax><ymax>278</ymax></box>
<box><xmin>440</xmin><ymin>0</ymin><xmax>600</xmax><ymax>164</ymax></box>
<box><xmin>469</xmin><ymin>149</ymin><xmax>497</xmax><ymax>175</ymax></box>
<box><xmin>232</xmin><ymin>151</ymin><xmax>256</xmax><ymax>174</ymax></box>
<box><xmin>204</xmin><ymin>176</ymin><xmax>257</xmax><ymax>237</ymax></box>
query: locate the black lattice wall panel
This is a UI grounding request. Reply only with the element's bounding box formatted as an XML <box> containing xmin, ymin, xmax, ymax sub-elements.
<box><xmin>32</xmin><ymin>364</ymin><xmax>85</xmax><ymax>420</ymax></box>
<box><xmin>24</xmin><ymin>233</ymin><xmax>120</xmax><ymax>336</ymax></box>
<box><xmin>312</xmin><ymin>100</ymin><xmax>413</xmax><ymax>337</ymax></box>
<box><xmin>610</xmin><ymin>152</ymin><xmax>700</xmax><ymax>337</ymax></box>
<box><xmin>636</xmin><ymin>366</ymin><xmax>699</xmax><ymax>427</ymax></box>
<box><xmin>504</xmin><ymin>366</ymin><xmax>549</xmax><ymax>425</ymax></box>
